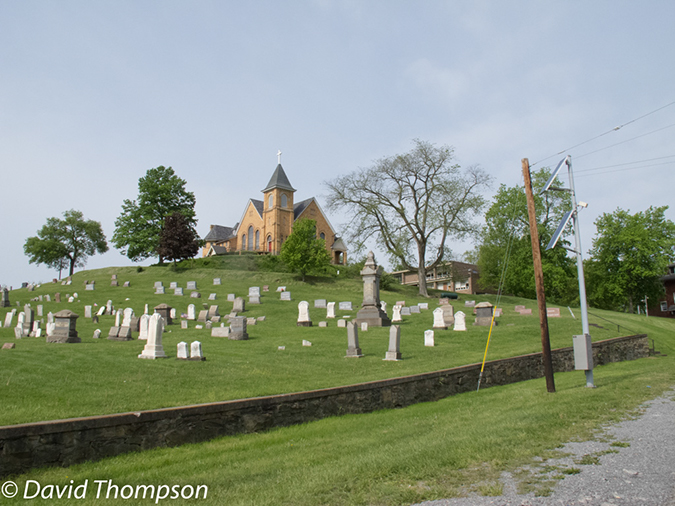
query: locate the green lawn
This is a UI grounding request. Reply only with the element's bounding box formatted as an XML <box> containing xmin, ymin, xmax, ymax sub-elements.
<box><xmin>0</xmin><ymin>265</ymin><xmax>643</xmax><ymax>426</ymax></box>
<box><xmin>2</xmin><ymin>264</ymin><xmax>674</xmax><ymax>505</ymax></box>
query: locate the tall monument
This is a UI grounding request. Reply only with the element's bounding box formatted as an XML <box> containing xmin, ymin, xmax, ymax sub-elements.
<box><xmin>355</xmin><ymin>251</ymin><xmax>391</xmax><ymax>327</ymax></box>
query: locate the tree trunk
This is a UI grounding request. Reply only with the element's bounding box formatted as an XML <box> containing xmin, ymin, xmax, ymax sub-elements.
<box><xmin>69</xmin><ymin>259</ymin><xmax>75</xmax><ymax>277</ymax></box>
<box><xmin>417</xmin><ymin>265</ymin><xmax>429</xmax><ymax>297</ymax></box>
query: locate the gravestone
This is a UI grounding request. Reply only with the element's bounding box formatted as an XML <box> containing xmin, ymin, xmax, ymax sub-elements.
<box><xmin>14</xmin><ymin>327</ymin><xmax>22</xmax><ymax>339</ymax></box>
<box><xmin>106</xmin><ymin>300</ymin><xmax>113</xmax><ymax>314</ymax></box>
<box><xmin>96</xmin><ymin>306</ymin><xmax>105</xmax><ymax>317</ymax></box>
<box><xmin>187</xmin><ymin>281</ymin><xmax>197</xmax><ymax>290</ymax></box>
<box><xmin>111</xmin><ymin>280</ymin><xmax>119</xmax><ymax>287</ymax></box>
<box><xmin>155</xmin><ymin>286</ymin><xmax>165</xmax><ymax>295</ymax></box>
<box><xmin>154</xmin><ymin>281</ymin><xmax>163</xmax><ymax>289</ymax></box>
<box><xmin>229</xmin><ymin>316</ymin><xmax>248</xmax><ymax>340</ymax></box>
<box><xmin>47</xmin><ymin>310</ymin><xmax>80</xmax><ymax>343</ymax></box>
<box><xmin>263</xmin><ymin>285</ymin><xmax>269</xmax><ymax>292</ymax></box>
<box><xmin>314</xmin><ymin>299</ymin><xmax>327</xmax><ymax>309</ymax></box>
<box><xmin>249</xmin><ymin>295</ymin><xmax>261</xmax><ymax>304</ymax></box>
<box><xmin>474</xmin><ymin>302</ymin><xmax>494</xmax><ymax>326</ymax></box>
<box><xmin>318</xmin><ymin>321</ymin><xmax>327</xmax><ymax>327</ymax></box>
<box><xmin>384</xmin><ymin>326</ymin><xmax>401</xmax><ymax>361</ymax></box>
<box><xmin>55</xmin><ymin>293</ymin><xmax>61</xmax><ymax>303</ymax></box>
<box><xmin>181</xmin><ymin>320</ymin><xmax>188</xmax><ymax>329</ymax></box>
<box><xmin>248</xmin><ymin>287</ymin><xmax>260</xmax><ymax>297</ymax></box>
<box><xmin>401</xmin><ymin>306</ymin><xmax>411</xmax><ymax>316</ymax></box>
<box><xmin>345</xmin><ymin>321</ymin><xmax>363</xmax><ymax>358</ymax></box>
<box><xmin>280</xmin><ymin>292</ymin><xmax>292</xmax><ymax>301</ymax></box>
<box><xmin>2</xmin><ymin>343</ymin><xmax>15</xmax><ymax>349</ymax></box>
<box><xmin>453</xmin><ymin>311</ymin><xmax>467</xmax><ymax>331</ymax></box>
<box><xmin>464</xmin><ymin>300</ymin><xmax>476</xmax><ymax>307</ymax></box>
<box><xmin>208</xmin><ymin>293</ymin><xmax>217</xmax><ymax>300</ymax></box>
<box><xmin>37</xmin><ymin>304</ymin><xmax>43</xmax><ymax>317</ymax></box>
<box><xmin>442</xmin><ymin>305</ymin><xmax>455</xmax><ymax>326</ymax></box>
<box><xmin>360</xmin><ymin>322</ymin><xmax>368</xmax><ymax>332</ymax></box>
<box><xmin>276</xmin><ymin>286</ymin><xmax>286</xmax><ymax>292</ymax></box>
<box><xmin>246</xmin><ymin>317</ymin><xmax>257</xmax><ymax>325</ymax></box>
<box><xmin>170</xmin><ymin>282</ymin><xmax>178</xmax><ymax>289</ymax></box>
<box><xmin>190</xmin><ymin>292</ymin><xmax>201</xmax><ymax>299</ymax></box>
<box><xmin>392</xmin><ymin>305</ymin><xmax>402</xmax><ymax>322</ymax></box>
<box><xmin>22</xmin><ymin>305</ymin><xmax>34</xmax><ymax>337</ymax></box>
<box><xmin>494</xmin><ymin>308</ymin><xmax>503</xmax><ymax>317</ymax></box>
<box><xmin>123</xmin><ymin>281</ymin><xmax>130</xmax><ymax>287</ymax></box>
<box><xmin>337</xmin><ymin>319</ymin><xmax>346</xmax><ymax>328</ymax></box>
<box><xmin>44</xmin><ymin>295</ymin><xmax>50</xmax><ymax>302</ymax></box>
<box><xmin>84</xmin><ymin>306</ymin><xmax>92</xmax><ymax>318</ymax></box>
<box><xmin>170</xmin><ymin>308</ymin><xmax>177</xmax><ymax>319</ymax></box>
<box><xmin>355</xmin><ymin>251</ymin><xmax>391</xmax><ymax>327</ymax></box>
<box><xmin>1</xmin><ymin>288</ymin><xmax>10</xmax><ymax>308</ymax></box>
<box><xmin>515</xmin><ymin>305</ymin><xmax>526</xmax><ymax>312</ymax></box>
<box><xmin>191</xmin><ymin>341</ymin><xmax>205</xmax><ymax>360</ymax></box>
<box><xmin>197</xmin><ymin>310</ymin><xmax>209</xmax><ymax>322</ymax></box>
<box><xmin>396</xmin><ymin>300</ymin><xmax>406</xmax><ymax>307</ymax></box>
<box><xmin>177</xmin><ymin>341</ymin><xmax>189</xmax><ymax>359</ymax></box>
<box><xmin>419</xmin><ymin>303</ymin><xmax>429</xmax><ymax>310</ymax></box>
<box><xmin>339</xmin><ymin>301</ymin><xmax>353</xmax><ymax>311</ymax></box>
<box><xmin>211</xmin><ymin>326</ymin><xmax>230</xmax><ymax>337</ymax></box>
<box><xmin>380</xmin><ymin>301</ymin><xmax>387</xmax><ymax>314</ymax></box>
<box><xmin>432</xmin><ymin>307</ymin><xmax>447</xmax><ymax>329</ymax></box>
<box><xmin>213</xmin><ymin>278</ymin><xmax>221</xmax><ymax>285</ymax></box>
<box><xmin>519</xmin><ymin>308</ymin><xmax>533</xmax><ymax>315</ymax></box>
<box><xmin>410</xmin><ymin>305</ymin><xmax>420</xmax><ymax>314</ymax></box>
<box><xmin>4</xmin><ymin>309</ymin><xmax>15</xmax><ymax>328</ymax></box>
<box><xmin>139</xmin><ymin>314</ymin><xmax>150</xmax><ymax>340</ymax></box>
<box><xmin>233</xmin><ymin>297</ymin><xmax>245</xmax><ymax>313</ymax></box>
<box><xmin>227</xmin><ymin>293</ymin><xmax>235</xmax><ymax>301</ymax></box>
<box><xmin>297</xmin><ymin>301</ymin><xmax>312</xmax><ymax>327</ymax></box>
<box><xmin>326</xmin><ymin>302</ymin><xmax>336</xmax><ymax>318</ymax></box>
<box><xmin>93</xmin><ymin>329</ymin><xmax>101</xmax><ymax>339</ymax></box>
<box><xmin>302</xmin><ymin>340</ymin><xmax>312</xmax><ymax>346</ymax></box>
<box><xmin>122</xmin><ymin>308</ymin><xmax>134</xmax><ymax>327</ymax></box>
<box><xmin>208</xmin><ymin>305</ymin><xmax>219</xmax><ymax>318</ymax></box>
<box><xmin>68</xmin><ymin>296</ymin><xmax>74</xmax><ymax>303</ymax></box>
<box><xmin>138</xmin><ymin>313</ymin><xmax>168</xmax><ymax>359</ymax></box>
<box><xmin>85</xmin><ymin>283</ymin><xmax>95</xmax><ymax>291</ymax></box>
<box><xmin>154</xmin><ymin>303</ymin><xmax>173</xmax><ymax>325</ymax></box>
<box><xmin>187</xmin><ymin>304</ymin><xmax>196</xmax><ymax>320</ymax></box>
<box><xmin>174</xmin><ymin>287</ymin><xmax>183</xmax><ymax>296</ymax></box>
<box><xmin>547</xmin><ymin>307</ymin><xmax>561</xmax><ymax>317</ymax></box>
<box><xmin>424</xmin><ymin>330</ymin><xmax>435</xmax><ymax>347</ymax></box>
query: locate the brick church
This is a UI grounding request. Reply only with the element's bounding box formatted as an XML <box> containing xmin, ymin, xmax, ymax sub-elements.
<box><xmin>202</xmin><ymin>159</ymin><xmax>347</xmax><ymax>265</ymax></box>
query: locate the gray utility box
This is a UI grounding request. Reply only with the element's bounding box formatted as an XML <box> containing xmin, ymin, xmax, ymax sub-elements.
<box><xmin>573</xmin><ymin>334</ymin><xmax>593</xmax><ymax>370</ymax></box>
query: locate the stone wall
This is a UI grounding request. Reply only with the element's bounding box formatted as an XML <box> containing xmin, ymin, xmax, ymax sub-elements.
<box><xmin>0</xmin><ymin>334</ymin><xmax>649</xmax><ymax>478</ymax></box>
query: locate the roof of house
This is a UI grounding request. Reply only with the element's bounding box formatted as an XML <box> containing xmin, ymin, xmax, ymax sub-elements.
<box><xmin>262</xmin><ymin>164</ymin><xmax>296</xmax><ymax>193</ymax></box>
<box><xmin>207</xmin><ymin>245</ymin><xmax>229</xmax><ymax>256</ymax></box>
<box><xmin>204</xmin><ymin>225</ymin><xmax>237</xmax><ymax>242</ymax></box>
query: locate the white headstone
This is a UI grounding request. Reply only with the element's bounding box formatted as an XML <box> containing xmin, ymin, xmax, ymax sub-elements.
<box><xmin>144</xmin><ymin>304</ymin><xmax>149</xmax><ymax>315</ymax></box>
<box><xmin>213</xmin><ymin>278</ymin><xmax>221</xmax><ymax>285</ymax></box>
<box><xmin>93</xmin><ymin>329</ymin><xmax>101</xmax><ymax>339</ymax></box>
<box><xmin>337</xmin><ymin>319</ymin><xmax>346</xmax><ymax>328</ymax></box>
<box><xmin>122</xmin><ymin>308</ymin><xmax>134</xmax><ymax>327</ymax></box>
<box><xmin>97</xmin><ymin>306</ymin><xmax>106</xmax><ymax>316</ymax></box>
<box><xmin>454</xmin><ymin>311</ymin><xmax>467</xmax><ymax>331</ymax></box>
<box><xmin>138</xmin><ymin>313</ymin><xmax>168</xmax><ymax>359</ymax></box>
<box><xmin>380</xmin><ymin>301</ymin><xmax>387</xmax><ymax>315</ymax></box>
<box><xmin>139</xmin><ymin>314</ymin><xmax>150</xmax><ymax>340</ymax></box>
<box><xmin>433</xmin><ymin>307</ymin><xmax>446</xmax><ymax>329</ymax></box>
<box><xmin>361</xmin><ymin>322</ymin><xmax>368</xmax><ymax>332</ymax></box>
<box><xmin>339</xmin><ymin>301</ymin><xmax>352</xmax><ymax>311</ymax></box>
<box><xmin>302</xmin><ymin>340</ymin><xmax>312</xmax><ymax>346</ymax></box>
<box><xmin>326</xmin><ymin>302</ymin><xmax>336</xmax><ymax>318</ymax></box>
<box><xmin>114</xmin><ymin>311</ymin><xmax>121</xmax><ymax>327</ymax></box>
<box><xmin>280</xmin><ymin>291</ymin><xmax>292</xmax><ymax>301</ymax></box>
<box><xmin>170</xmin><ymin>308</ymin><xmax>177</xmax><ymax>319</ymax></box>
<box><xmin>424</xmin><ymin>330</ymin><xmax>435</xmax><ymax>347</ymax></box>
<box><xmin>297</xmin><ymin>301</ymin><xmax>311</xmax><ymax>324</ymax></box>
<box><xmin>187</xmin><ymin>304</ymin><xmax>196</xmax><ymax>320</ymax></box>
<box><xmin>392</xmin><ymin>305</ymin><xmax>402</xmax><ymax>322</ymax></box>
<box><xmin>177</xmin><ymin>341</ymin><xmax>189</xmax><ymax>359</ymax></box>
<box><xmin>227</xmin><ymin>293</ymin><xmax>236</xmax><ymax>301</ymax></box>
<box><xmin>190</xmin><ymin>341</ymin><xmax>203</xmax><ymax>359</ymax></box>
<box><xmin>84</xmin><ymin>305</ymin><xmax>92</xmax><ymax>318</ymax></box>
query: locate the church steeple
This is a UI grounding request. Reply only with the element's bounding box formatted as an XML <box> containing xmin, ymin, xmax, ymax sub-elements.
<box><xmin>262</xmin><ymin>163</ymin><xmax>296</xmax><ymax>193</ymax></box>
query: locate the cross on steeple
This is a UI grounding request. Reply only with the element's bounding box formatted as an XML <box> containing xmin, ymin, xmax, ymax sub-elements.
<box><xmin>277</xmin><ymin>150</ymin><xmax>282</xmax><ymax>165</ymax></box>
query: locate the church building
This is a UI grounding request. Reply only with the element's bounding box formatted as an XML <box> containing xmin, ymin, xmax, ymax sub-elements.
<box><xmin>202</xmin><ymin>159</ymin><xmax>347</xmax><ymax>265</ymax></box>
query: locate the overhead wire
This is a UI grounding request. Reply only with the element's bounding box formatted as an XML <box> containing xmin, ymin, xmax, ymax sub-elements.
<box><xmin>531</xmin><ymin>100</ymin><xmax>675</xmax><ymax>167</ymax></box>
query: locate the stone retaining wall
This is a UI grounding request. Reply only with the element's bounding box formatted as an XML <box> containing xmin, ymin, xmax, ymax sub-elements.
<box><xmin>0</xmin><ymin>334</ymin><xmax>649</xmax><ymax>477</ymax></box>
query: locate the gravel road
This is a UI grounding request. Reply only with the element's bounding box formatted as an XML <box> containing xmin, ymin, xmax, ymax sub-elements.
<box><xmin>415</xmin><ymin>389</ymin><xmax>675</xmax><ymax>506</ymax></box>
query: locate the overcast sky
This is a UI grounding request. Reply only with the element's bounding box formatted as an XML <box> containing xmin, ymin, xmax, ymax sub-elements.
<box><xmin>2</xmin><ymin>0</ymin><xmax>674</xmax><ymax>288</ymax></box>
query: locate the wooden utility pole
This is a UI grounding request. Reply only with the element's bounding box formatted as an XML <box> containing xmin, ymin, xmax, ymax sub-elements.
<box><xmin>522</xmin><ymin>158</ymin><xmax>556</xmax><ymax>393</ymax></box>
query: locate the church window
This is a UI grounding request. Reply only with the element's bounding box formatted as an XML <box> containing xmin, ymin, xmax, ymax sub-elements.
<box><xmin>268</xmin><ymin>195</ymin><xmax>273</xmax><ymax>209</ymax></box>
<box><xmin>247</xmin><ymin>226</ymin><xmax>254</xmax><ymax>250</ymax></box>
<box><xmin>320</xmin><ymin>232</ymin><xmax>325</xmax><ymax>240</ymax></box>
<box><xmin>255</xmin><ymin>230</ymin><xmax>260</xmax><ymax>250</ymax></box>
<box><xmin>267</xmin><ymin>235</ymin><xmax>272</xmax><ymax>252</ymax></box>
<box><xmin>281</xmin><ymin>194</ymin><xmax>288</xmax><ymax>208</ymax></box>
<box><xmin>242</xmin><ymin>234</ymin><xmax>246</xmax><ymax>251</ymax></box>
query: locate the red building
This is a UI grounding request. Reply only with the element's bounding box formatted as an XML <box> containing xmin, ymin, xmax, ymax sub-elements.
<box><xmin>649</xmin><ymin>263</ymin><xmax>675</xmax><ymax>318</ymax></box>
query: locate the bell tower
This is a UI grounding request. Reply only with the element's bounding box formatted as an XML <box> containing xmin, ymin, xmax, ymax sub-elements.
<box><xmin>262</xmin><ymin>151</ymin><xmax>296</xmax><ymax>254</ymax></box>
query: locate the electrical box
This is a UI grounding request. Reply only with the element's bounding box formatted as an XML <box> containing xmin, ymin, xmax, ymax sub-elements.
<box><xmin>573</xmin><ymin>334</ymin><xmax>593</xmax><ymax>370</ymax></box>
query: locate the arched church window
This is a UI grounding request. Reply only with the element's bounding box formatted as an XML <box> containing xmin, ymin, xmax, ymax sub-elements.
<box><xmin>281</xmin><ymin>194</ymin><xmax>287</xmax><ymax>208</ymax></box>
<box><xmin>255</xmin><ymin>230</ymin><xmax>260</xmax><ymax>250</ymax></box>
<box><xmin>320</xmin><ymin>232</ymin><xmax>325</xmax><ymax>240</ymax></box>
<box><xmin>247</xmin><ymin>226</ymin><xmax>254</xmax><ymax>250</ymax></box>
<box><xmin>267</xmin><ymin>235</ymin><xmax>272</xmax><ymax>252</ymax></box>
<box><xmin>268</xmin><ymin>195</ymin><xmax>273</xmax><ymax>209</ymax></box>
<box><xmin>242</xmin><ymin>234</ymin><xmax>246</xmax><ymax>251</ymax></box>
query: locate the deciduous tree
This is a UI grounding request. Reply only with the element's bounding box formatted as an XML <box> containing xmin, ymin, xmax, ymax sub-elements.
<box><xmin>280</xmin><ymin>219</ymin><xmax>331</xmax><ymax>282</ymax></box>
<box><xmin>112</xmin><ymin>166</ymin><xmax>197</xmax><ymax>263</ymax></box>
<box><xmin>158</xmin><ymin>212</ymin><xmax>202</xmax><ymax>266</ymax></box>
<box><xmin>476</xmin><ymin>168</ymin><xmax>577</xmax><ymax>303</ymax></box>
<box><xmin>24</xmin><ymin>210</ymin><xmax>108</xmax><ymax>277</ymax></box>
<box><xmin>325</xmin><ymin>139</ymin><xmax>490</xmax><ymax>297</ymax></box>
<box><xmin>587</xmin><ymin>206</ymin><xmax>675</xmax><ymax>312</ymax></box>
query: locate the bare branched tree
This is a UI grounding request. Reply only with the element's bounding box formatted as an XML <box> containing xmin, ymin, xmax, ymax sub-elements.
<box><xmin>325</xmin><ymin>139</ymin><xmax>491</xmax><ymax>296</ymax></box>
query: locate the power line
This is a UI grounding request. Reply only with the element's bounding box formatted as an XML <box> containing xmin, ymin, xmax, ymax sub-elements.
<box><xmin>574</xmin><ymin>154</ymin><xmax>675</xmax><ymax>173</ymax></box>
<box><xmin>532</xmin><ymin>100</ymin><xmax>675</xmax><ymax>167</ymax></box>
<box><xmin>572</xmin><ymin>161</ymin><xmax>675</xmax><ymax>179</ymax></box>
<box><xmin>576</xmin><ymin>122</ymin><xmax>675</xmax><ymax>159</ymax></box>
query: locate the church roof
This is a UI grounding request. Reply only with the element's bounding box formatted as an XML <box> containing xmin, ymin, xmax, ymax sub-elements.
<box><xmin>293</xmin><ymin>198</ymin><xmax>314</xmax><ymax>220</ymax></box>
<box><xmin>204</xmin><ymin>225</ymin><xmax>237</xmax><ymax>242</ymax></box>
<box><xmin>251</xmin><ymin>199</ymin><xmax>264</xmax><ymax>217</ymax></box>
<box><xmin>262</xmin><ymin>164</ymin><xmax>296</xmax><ymax>193</ymax></box>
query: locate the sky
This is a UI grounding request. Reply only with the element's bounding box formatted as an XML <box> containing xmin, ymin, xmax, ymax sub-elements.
<box><xmin>1</xmin><ymin>0</ymin><xmax>674</xmax><ymax>288</ymax></box>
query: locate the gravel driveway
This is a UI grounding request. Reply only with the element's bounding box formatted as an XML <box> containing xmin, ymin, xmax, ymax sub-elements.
<box><xmin>415</xmin><ymin>389</ymin><xmax>675</xmax><ymax>506</ymax></box>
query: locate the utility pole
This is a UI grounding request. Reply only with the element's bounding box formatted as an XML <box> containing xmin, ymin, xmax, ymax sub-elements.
<box><xmin>522</xmin><ymin>158</ymin><xmax>556</xmax><ymax>393</ymax></box>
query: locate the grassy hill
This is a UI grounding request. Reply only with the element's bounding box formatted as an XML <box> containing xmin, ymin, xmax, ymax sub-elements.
<box><xmin>2</xmin><ymin>259</ymin><xmax>675</xmax><ymax>504</ymax></box>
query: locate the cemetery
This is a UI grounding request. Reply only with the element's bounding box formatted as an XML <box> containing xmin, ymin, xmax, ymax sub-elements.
<box><xmin>0</xmin><ymin>261</ymin><xmax>672</xmax><ymax>504</ymax></box>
